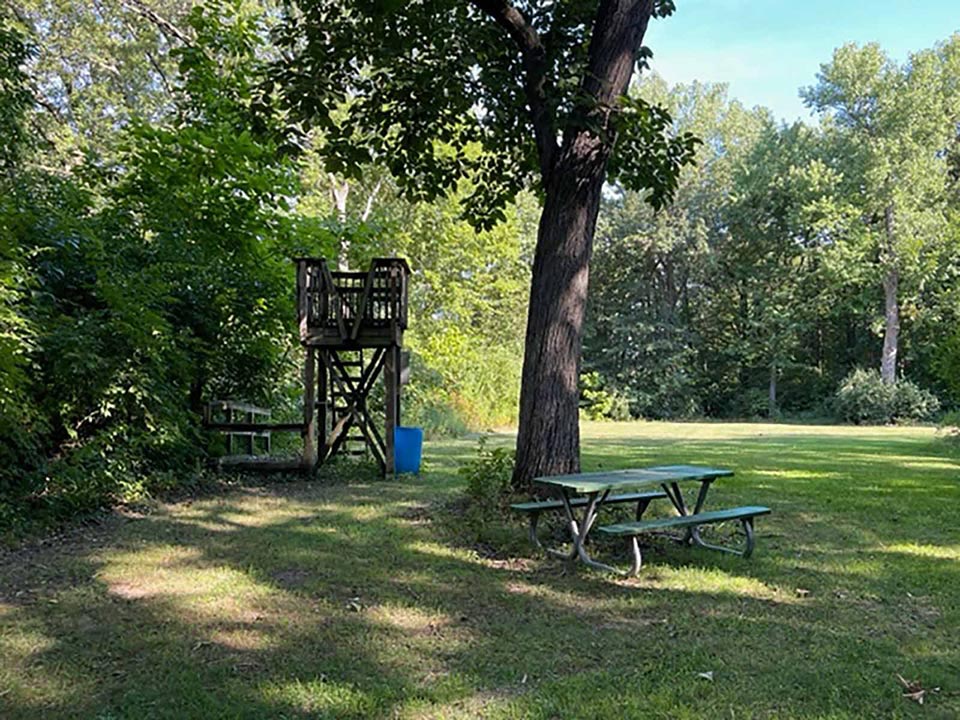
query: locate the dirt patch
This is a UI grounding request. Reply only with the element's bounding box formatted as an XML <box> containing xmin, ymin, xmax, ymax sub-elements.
<box><xmin>270</xmin><ymin>568</ymin><xmax>311</xmax><ymax>589</ymax></box>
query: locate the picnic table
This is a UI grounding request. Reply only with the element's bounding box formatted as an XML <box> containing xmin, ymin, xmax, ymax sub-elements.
<box><xmin>523</xmin><ymin>464</ymin><xmax>770</xmax><ymax>575</ymax></box>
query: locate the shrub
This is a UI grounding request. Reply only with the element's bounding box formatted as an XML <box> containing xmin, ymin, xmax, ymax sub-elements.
<box><xmin>459</xmin><ymin>436</ymin><xmax>515</xmax><ymax>512</ymax></box>
<box><xmin>834</xmin><ymin>369</ymin><xmax>940</xmax><ymax>425</ymax></box>
<box><xmin>580</xmin><ymin>372</ymin><xmax>632</xmax><ymax>421</ymax></box>
<box><xmin>728</xmin><ymin>388</ymin><xmax>772</xmax><ymax>419</ymax></box>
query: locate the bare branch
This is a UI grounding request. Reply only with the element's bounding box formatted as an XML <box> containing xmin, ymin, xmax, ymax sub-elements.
<box><xmin>361</xmin><ymin>179</ymin><xmax>383</xmax><ymax>222</ymax></box>
<box><xmin>468</xmin><ymin>0</ymin><xmax>558</xmax><ymax>180</ymax></box>
<box><xmin>120</xmin><ymin>0</ymin><xmax>192</xmax><ymax>46</ymax></box>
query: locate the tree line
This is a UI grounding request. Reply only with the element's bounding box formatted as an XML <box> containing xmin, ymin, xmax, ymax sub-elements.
<box><xmin>1</xmin><ymin>1</ymin><xmax>958</xmax><ymax>533</ymax></box>
<box><xmin>587</xmin><ymin>41</ymin><xmax>960</xmax><ymax>422</ymax></box>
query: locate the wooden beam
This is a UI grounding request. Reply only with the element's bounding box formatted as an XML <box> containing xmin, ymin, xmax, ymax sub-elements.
<box><xmin>303</xmin><ymin>346</ymin><xmax>317</xmax><ymax>471</ymax></box>
<box><xmin>384</xmin><ymin>345</ymin><xmax>399</xmax><ymax>474</ymax></box>
<box><xmin>204</xmin><ymin>422</ymin><xmax>304</xmax><ymax>433</ymax></box>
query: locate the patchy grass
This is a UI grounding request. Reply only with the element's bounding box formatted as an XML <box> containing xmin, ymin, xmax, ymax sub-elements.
<box><xmin>1</xmin><ymin>421</ymin><xmax>958</xmax><ymax>719</ymax></box>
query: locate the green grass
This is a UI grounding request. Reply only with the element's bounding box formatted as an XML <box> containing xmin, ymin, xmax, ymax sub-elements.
<box><xmin>1</xmin><ymin>421</ymin><xmax>959</xmax><ymax>719</ymax></box>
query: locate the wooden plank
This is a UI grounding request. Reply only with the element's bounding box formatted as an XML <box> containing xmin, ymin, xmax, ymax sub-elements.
<box><xmin>318</xmin><ymin>349</ymin><xmax>327</xmax><ymax>453</ymax></box>
<box><xmin>296</xmin><ymin>259</ymin><xmax>310</xmax><ymax>340</ymax></box>
<box><xmin>350</xmin><ymin>263</ymin><xmax>379</xmax><ymax>340</ymax></box>
<box><xmin>205</xmin><ymin>422</ymin><xmax>303</xmax><ymax>432</ymax></box>
<box><xmin>319</xmin><ymin>261</ymin><xmax>348</xmax><ymax>339</ymax></box>
<box><xmin>217</xmin><ymin>456</ymin><xmax>302</xmax><ymax>473</ymax></box>
<box><xmin>384</xmin><ymin>345</ymin><xmax>399</xmax><ymax>474</ymax></box>
<box><xmin>208</xmin><ymin>400</ymin><xmax>271</xmax><ymax>416</ymax></box>
<box><xmin>303</xmin><ymin>346</ymin><xmax>317</xmax><ymax>471</ymax></box>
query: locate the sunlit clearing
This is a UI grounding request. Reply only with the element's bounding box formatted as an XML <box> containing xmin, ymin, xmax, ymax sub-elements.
<box><xmin>880</xmin><ymin>542</ymin><xmax>960</xmax><ymax>561</ymax></box>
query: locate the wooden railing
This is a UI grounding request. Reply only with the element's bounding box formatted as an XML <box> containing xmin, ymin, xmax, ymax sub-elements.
<box><xmin>295</xmin><ymin>257</ymin><xmax>410</xmax><ymax>346</ymax></box>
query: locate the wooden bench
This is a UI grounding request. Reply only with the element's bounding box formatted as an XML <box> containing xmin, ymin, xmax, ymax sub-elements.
<box><xmin>511</xmin><ymin>491</ymin><xmax>667</xmax><ymax>550</ymax></box>
<box><xmin>598</xmin><ymin>505</ymin><xmax>772</xmax><ymax>574</ymax></box>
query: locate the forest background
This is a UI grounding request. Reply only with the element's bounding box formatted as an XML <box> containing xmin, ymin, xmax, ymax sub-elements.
<box><xmin>2</xmin><ymin>0</ymin><xmax>959</xmax><ymax>532</ymax></box>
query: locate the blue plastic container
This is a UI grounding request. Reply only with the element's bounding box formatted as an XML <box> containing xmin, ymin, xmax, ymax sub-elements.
<box><xmin>394</xmin><ymin>426</ymin><xmax>424</xmax><ymax>474</ymax></box>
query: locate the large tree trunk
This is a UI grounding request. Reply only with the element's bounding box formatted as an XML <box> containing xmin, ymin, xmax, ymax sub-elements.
<box><xmin>513</xmin><ymin>138</ymin><xmax>607</xmax><ymax>485</ymax></box>
<box><xmin>880</xmin><ymin>204</ymin><xmax>899</xmax><ymax>384</ymax></box>
<box><xmin>512</xmin><ymin>0</ymin><xmax>656</xmax><ymax>490</ymax></box>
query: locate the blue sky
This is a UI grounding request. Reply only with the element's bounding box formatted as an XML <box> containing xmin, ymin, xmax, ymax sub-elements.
<box><xmin>644</xmin><ymin>0</ymin><xmax>960</xmax><ymax>122</ymax></box>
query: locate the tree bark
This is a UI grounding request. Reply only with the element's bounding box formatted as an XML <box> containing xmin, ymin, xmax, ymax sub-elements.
<box><xmin>513</xmin><ymin>139</ymin><xmax>606</xmax><ymax>484</ymax></box>
<box><xmin>511</xmin><ymin>0</ymin><xmax>656</xmax><ymax>489</ymax></box>
<box><xmin>880</xmin><ymin>204</ymin><xmax>899</xmax><ymax>384</ymax></box>
<box><xmin>768</xmin><ymin>361</ymin><xmax>778</xmax><ymax>419</ymax></box>
<box><xmin>881</xmin><ymin>264</ymin><xmax>899</xmax><ymax>384</ymax></box>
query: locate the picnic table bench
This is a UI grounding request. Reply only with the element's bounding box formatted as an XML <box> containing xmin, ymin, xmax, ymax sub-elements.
<box><xmin>515</xmin><ymin>464</ymin><xmax>771</xmax><ymax>576</ymax></box>
<box><xmin>510</xmin><ymin>490</ymin><xmax>667</xmax><ymax>550</ymax></box>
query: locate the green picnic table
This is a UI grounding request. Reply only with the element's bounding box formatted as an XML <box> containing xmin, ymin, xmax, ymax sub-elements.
<box><xmin>520</xmin><ymin>464</ymin><xmax>771</xmax><ymax>575</ymax></box>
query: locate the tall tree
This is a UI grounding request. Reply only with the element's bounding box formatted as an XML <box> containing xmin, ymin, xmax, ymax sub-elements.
<box><xmin>803</xmin><ymin>43</ymin><xmax>956</xmax><ymax>384</ymax></box>
<box><xmin>274</xmin><ymin>0</ymin><xmax>697</xmax><ymax>488</ymax></box>
<box><xmin>11</xmin><ymin>0</ymin><xmax>195</xmax><ymax>160</ymax></box>
<box><xmin>588</xmin><ymin>78</ymin><xmax>766</xmax><ymax>419</ymax></box>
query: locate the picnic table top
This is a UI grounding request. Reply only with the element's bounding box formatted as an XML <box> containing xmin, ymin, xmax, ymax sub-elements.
<box><xmin>533</xmin><ymin>464</ymin><xmax>733</xmax><ymax>494</ymax></box>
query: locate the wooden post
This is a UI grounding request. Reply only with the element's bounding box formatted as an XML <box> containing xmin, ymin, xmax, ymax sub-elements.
<box><xmin>317</xmin><ymin>350</ymin><xmax>327</xmax><ymax>464</ymax></box>
<box><xmin>302</xmin><ymin>346</ymin><xmax>317</xmax><ymax>471</ymax></box>
<box><xmin>384</xmin><ymin>345</ymin><xmax>400</xmax><ymax>475</ymax></box>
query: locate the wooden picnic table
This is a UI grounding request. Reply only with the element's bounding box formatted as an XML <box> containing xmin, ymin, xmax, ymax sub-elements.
<box><xmin>533</xmin><ymin>464</ymin><xmax>734</xmax><ymax>574</ymax></box>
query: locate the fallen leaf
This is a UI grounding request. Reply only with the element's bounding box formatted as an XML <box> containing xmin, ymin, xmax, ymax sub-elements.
<box><xmin>896</xmin><ymin>673</ymin><xmax>938</xmax><ymax>705</ymax></box>
<box><xmin>697</xmin><ymin>671</ymin><xmax>714</xmax><ymax>681</ymax></box>
<box><xmin>795</xmin><ymin>588</ymin><xmax>810</xmax><ymax>598</ymax></box>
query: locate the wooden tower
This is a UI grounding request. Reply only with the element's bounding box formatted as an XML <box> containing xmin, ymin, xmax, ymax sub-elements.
<box><xmin>296</xmin><ymin>257</ymin><xmax>410</xmax><ymax>474</ymax></box>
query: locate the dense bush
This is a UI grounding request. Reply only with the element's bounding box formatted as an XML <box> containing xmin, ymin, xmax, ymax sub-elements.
<box><xmin>459</xmin><ymin>437</ymin><xmax>515</xmax><ymax>513</ymax></box>
<box><xmin>580</xmin><ymin>372</ymin><xmax>632</xmax><ymax>421</ymax></box>
<box><xmin>834</xmin><ymin>369</ymin><xmax>940</xmax><ymax>425</ymax></box>
<box><xmin>0</xmin><ymin>4</ymin><xmax>330</xmax><ymax>533</ymax></box>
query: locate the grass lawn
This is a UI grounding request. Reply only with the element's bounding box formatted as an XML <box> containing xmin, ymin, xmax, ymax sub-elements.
<box><xmin>1</xmin><ymin>422</ymin><xmax>958</xmax><ymax>719</ymax></box>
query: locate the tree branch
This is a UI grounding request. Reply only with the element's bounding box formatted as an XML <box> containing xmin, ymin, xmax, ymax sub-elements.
<box><xmin>469</xmin><ymin>0</ymin><xmax>558</xmax><ymax>180</ymax></box>
<box><xmin>120</xmin><ymin>0</ymin><xmax>192</xmax><ymax>47</ymax></box>
<box><xmin>581</xmin><ymin>0</ymin><xmax>655</xmax><ymax>109</ymax></box>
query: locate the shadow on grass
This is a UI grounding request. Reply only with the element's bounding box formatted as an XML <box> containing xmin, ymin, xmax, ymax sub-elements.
<box><xmin>2</xmin><ymin>427</ymin><xmax>959</xmax><ymax>719</ymax></box>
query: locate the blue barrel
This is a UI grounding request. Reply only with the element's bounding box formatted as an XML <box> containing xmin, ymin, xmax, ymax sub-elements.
<box><xmin>394</xmin><ymin>426</ymin><xmax>423</xmax><ymax>474</ymax></box>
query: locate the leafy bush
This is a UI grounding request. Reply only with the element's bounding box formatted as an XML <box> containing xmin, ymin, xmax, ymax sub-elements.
<box><xmin>728</xmin><ymin>388</ymin><xmax>772</xmax><ymax>419</ymax></box>
<box><xmin>834</xmin><ymin>369</ymin><xmax>940</xmax><ymax>425</ymax></box>
<box><xmin>580</xmin><ymin>372</ymin><xmax>632</xmax><ymax>421</ymax></box>
<box><xmin>458</xmin><ymin>436</ymin><xmax>515</xmax><ymax>513</ymax></box>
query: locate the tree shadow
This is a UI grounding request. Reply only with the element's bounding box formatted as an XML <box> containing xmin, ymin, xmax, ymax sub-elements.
<box><xmin>1</xmin><ymin>469</ymin><xmax>958</xmax><ymax>719</ymax></box>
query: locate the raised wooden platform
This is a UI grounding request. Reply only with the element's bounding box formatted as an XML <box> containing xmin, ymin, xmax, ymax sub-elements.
<box><xmin>296</xmin><ymin>257</ymin><xmax>409</xmax><ymax>349</ymax></box>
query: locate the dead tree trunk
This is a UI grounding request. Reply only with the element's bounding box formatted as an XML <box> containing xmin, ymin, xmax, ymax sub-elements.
<box><xmin>880</xmin><ymin>204</ymin><xmax>899</xmax><ymax>384</ymax></box>
<box><xmin>768</xmin><ymin>362</ymin><xmax>778</xmax><ymax>419</ymax></box>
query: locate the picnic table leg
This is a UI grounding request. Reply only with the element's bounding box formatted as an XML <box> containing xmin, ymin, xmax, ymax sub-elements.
<box><xmin>635</xmin><ymin>497</ymin><xmax>654</xmax><ymax>521</ymax></box>
<box><xmin>687</xmin><ymin>480</ymin><xmax>713</xmax><ymax>547</ymax></box>
<box><xmin>662</xmin><ymin>480</ymin><xmax>713</xmax><ymax>546</ymax></box>
<box><xmin>689</xmin><ymin>517</ymin><xmax>757</xmax><ymax>557</ymax></box>
<box><xmin>628</xmin><ymin>537</ymin><xmax>643</xmax><ymax>575</ymax></box>
<box><xmin>545</xmin><ymin>490</ymin><xmax>581</xmax><ymax>561</ymax></box>
<box><xmin>527</xmin><ymin>511</ymin><xmax>544</xmax><ymax>550</ymax></box>
<box><xmin>555</xmin><ymin>489</ymin><xmax>626</xmax><ymax>574</ymax></box>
